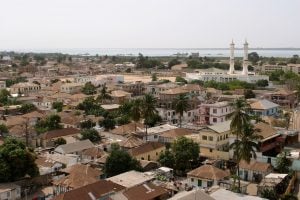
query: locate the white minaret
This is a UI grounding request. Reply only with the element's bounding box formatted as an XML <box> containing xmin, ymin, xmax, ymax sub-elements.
<box><xmin>242</xmin><ymin>39</ymin><xmax>249</xmax><ymax>75</ymax></box>
<box><xmin>228</xmin><ymin>39</ymin><xmax>235</xmax><ymax>74</ymax></box>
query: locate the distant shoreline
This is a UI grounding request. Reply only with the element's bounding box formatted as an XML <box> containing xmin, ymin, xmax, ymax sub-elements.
<box><xmin>1</xmin><ymin>48</ymin><xmax>300</xmax><ymax>57</ymax></box>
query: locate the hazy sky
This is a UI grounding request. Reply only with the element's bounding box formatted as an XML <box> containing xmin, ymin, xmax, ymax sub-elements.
<box><xmin>0</xmin><ymin>0</ymin><xmax>299</xmax><ymax>49</ymax></box>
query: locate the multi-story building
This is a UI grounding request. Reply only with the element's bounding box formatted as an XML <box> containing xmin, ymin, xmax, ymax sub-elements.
<box><xmin>197</xmin><ymin>121</ymin><xmax>231</xmax><ymax>159</ymax></box>
<box><xmin>146</xmin><ymin>82</ymin><xmax>178</xmax><ymax>97</ymax></box>
<box><xmin>250</xmin><ymin>99</ymin><xmax>279</xmax><ymax>117</ymax></box>
<box><xmin>9</xmin><ymin>82</ymin><xmax>41</xmax><ymax>94</ymax></box>
<box><xmin>257</xmin><ymin>64</ymin><xmax>286</xmax><ymax>73</ymax></box>
<box><xmin>0</xmin><ymin>183</ymin><xmax>21</xmax><ymax>200</ymax></box>
<box><xmin>0</xmin><ymin>81</ymin><xmax>6</xmax><ymax>89</ymax></box>
<box><xmin>198</xmin><ymin>101</ymin><xmax>233</xmax><ymax>125</ymax></box>
<box><xmin>60</xmin><ymin>83</ymin><xmax>83</xmax><ymax>94</ymax></box>
<box><xmin>74</xmin><ymin>75</ymin><xmax>124</xmax><ymax>86</ymax></box>
<box><xmin>264</xmin><ymin>89</ymin><xmax>298</xmax><ymax>109</ymax></box>
<box><xmin>116</xmin><ymin>81</ymin><xmax>145</xmax><ymax>96</ymax></box>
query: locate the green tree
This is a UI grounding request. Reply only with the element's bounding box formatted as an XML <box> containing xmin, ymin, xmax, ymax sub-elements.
<box><xmin>260</xmin><ymin>188</ymin><xmax>278</xmax><ymax>200</ymax></box>
<box><xmin>80</xmin><ymin>119</ymin><xmax>96</xmax><ymax>129</ymax></box>
<box><xmin>281</xmin><ymin>193</ymin><xmax>298</xmax><ymax>200</ymax></box>
<box><xmin>289</xmin><ymin>55</ymin><xmax>299</xmax><ymax>64</ymax></box>
<box><xmin>81</xmin><ymin>82</ymin><xmax>97</xmax><ymax>95</ymax></box>
<box><xmin>52</xmin><ymin>101</ymin><xmax>64</xmax><ymax>112</ymax></box>
<box><xmin>283</xmin><ymin>112</ymin><xmax>291</xmax><ymax>130</ymax></box>
<box><xmin>0</xmin><ymin>89</ymin><xmax>10</xmax><ymax>105</ymax></box>
<box><xmin>97</xmin><ymin>84</ymin><xmax>112</xmax><ymax>103</ymax></box>
<box><xmin>158</xmin><ymin>149</ymin><xmax>175</xmax><ymax>168</ymax></box>
<box><xmin>54</xmin><ymin>137</ymin><xmax>66</xmax><ymax>146</ymax></box>
<box><xmin>142</xmin><ymin>94</ymin><xmax>158</xmax><ymax>140</ymax></box>
<box><xmin>276</xmin><ymin>152</ymin><xmax>291</xmax><ymax>173</ymax></box>
<box><xmin>256</xmin><ymin>79</ymin><xmax>269</xmax><ymax>87</ymax></box>
<box><xmin>35</xmin><ymin>114</ymin><xmax>62</xmax><ymax>133</ymax></box>
<box><xmin>77</xmin><ymin>97</ymin><xmax>106</xmax><ymax>116</ymax></box>
<box><xmin>248</xmin><ymin>52</ymin><xmax>260</xmax><ymax>65</ymax></box>
<box><xmin>151</xmin><ymin>73</ymin><xmax>158</xmax><ymax>81</ymax></box>
<box><xmin>172</xmin><ymin>137</ymin><xmax>199</xmax><ymax>174</ymax></box>
<box><xmin>0</xmin><ymin>138</ymin><xmax>39</xmax><ymax>182</ymax></box>
<box><xmin>230</xmin><ymin>123</ymin><xmax>261</xmax><ymax>178</ymax></box>
<box><xmin>18</xmin><ymin>103</ymin><xmax>37</xmax><ymax>114</ymax></box>
<box><xmin>175</xmin><ymin>76</ymin><xmax>187</xmax><ymax>84</ymax></box>
<box><xmin>228</xmin><ymin>98</ymin><xmax>251</xmax><ymax>191</ymax></box>
<box><xmin>244</xmin><ymin>89</ymin><xmax>256</xmax><ymax>99</ymax></box>
<box><xmin>0</xmin><ymin>124</ymin><xmax>9</xmax><ymax>136</ymax></box>
<box><xmin>81</xmin><ymin>129</ymin><xmax>101</xmax><ymax>143</ymax></box>
<box><xmin>168</xmin><ymin>59</ymin><xmax>181</xmax><ymax>68</ymax></box>
<box><xmin>173</xmin><ymin>94</ymin><xmax>189</xmax><ymax>127</ymax></box>
<box><xmin>131</xmin><ymin>99</ymin><xmax>143</xmax><ymax>131</ymax></box>
<box><xmin>105</xmin><ymin>144</ymin><xmax>141</xmax><ymax>177</ymax></box>
<box><xmin>100</xmin><ymin>115</ymin><xmax>116</xmax><ymax>131</ymax></box>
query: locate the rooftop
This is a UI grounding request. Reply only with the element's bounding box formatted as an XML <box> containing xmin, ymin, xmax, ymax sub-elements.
<box><xmin>207</xmin><ymin>120</ymin><xmax>231</xmax><ymax>133</ymax></box>
<box><xmin>53</xmin><ymin>180</ymin><xmax>124</xmax><ymax>200</ymax></box>
<box><xmin>187</xmin><ymin>165</ymin><xmax>229</xmax><ymax>181</ymax></box>
<box><xmin>55</xmin><ymin>140</ymin><xmax>94</xmax><ymax>154</ymax></box>
<box><xmin>239</xmin><ymin>160</ymin><xmax>272</xmax><ymax>172</ymax></box>
<box><xmin>107</xmin><ymin>170</ymin><xmax>155</xmax><ymax>188</ymax></box>
<box><xmin>210</xmin><ymin>188</ymin><xmax>266</xmax><ymax>200</ymax></box>
<box><xmin>250</xmin><ymin>99</ymin><xmax>279</xmax><ymax>110</ymax></box>
<box><xmin>129</xmin><ymin>142</ymin><xmax>165</xmax><ymax>157</ymax></box>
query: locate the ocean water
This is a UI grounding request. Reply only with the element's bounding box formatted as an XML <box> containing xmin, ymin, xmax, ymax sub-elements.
<box><xmin>5</xmin><ymin>48</ymin><xmax>300</xmax><ymax>57</ymax></box>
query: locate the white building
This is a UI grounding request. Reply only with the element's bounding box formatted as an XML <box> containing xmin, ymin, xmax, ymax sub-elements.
<box><xmin>74</xmin><ymin>74</ymin><xmax>124</xmax><ymax>86</ymax></box>
<box><xmin>0</xmin><ymin>183</ymin><xmax>21</xmax><ymax>200</ymax></box>
<box><xmin>198</xmin><ymin>101</ymin><xmax>233</xmax><ymax>125</ymax></box>
<box><xmin>185</xmin><ymin>40</ymin><xmax>269</xmax><ymax>83</ymax></box>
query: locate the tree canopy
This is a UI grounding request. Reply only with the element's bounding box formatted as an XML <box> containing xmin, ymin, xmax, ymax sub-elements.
<box><xmin>81</xmin><ymin>82</ymin><xmax>97</xmax><ymax>95</ymax></box>
<box><xmin>35</xmin><ymin>114</ymin><xmax>63</xmax><ymax>133</ymax></box>
<box><xmin>105</xmin><ymin>144</ymin><xmax>141</xmax><ymax>177</ymax></box>
<box><xmin>19</xmin><ymin>103</ymin><xmax>37</xmax><ymax>114</ymax></box>
<box><xmin>0</xmin><ymin>138</ymin><xmax>39</xmax><ymax>182</ymax></box>
<box><xmin>159</xmin><ymin>137</ymin><xmax>199</xmax><ymax>175</ymax></box>
<box><xmin>52</xmin><ymin>101</ymin><xmax>64</xmax><ymax>112</ymax></box>
<box><xmin>81</xmin><ymin>128</ymin><xmax>101</xmax><ymax>143</ymax></box>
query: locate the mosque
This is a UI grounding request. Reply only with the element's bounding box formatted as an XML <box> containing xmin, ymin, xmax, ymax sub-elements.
<box><xmin>185</xmin><ymin>40</ymin><xmax>269</xmax><ymax>83</ymax></box>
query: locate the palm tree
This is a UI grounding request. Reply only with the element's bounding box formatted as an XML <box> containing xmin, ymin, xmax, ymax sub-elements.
<box><xmin>173</xmin><ymin>94</ymin><xmax>189</xmax><ymax>128</ymax></box>
<box><xmin>142</xmin><ymin>94</ymin><xmax>158</xmax><ymax>141</ymax></box>
<box><xmin>283</xmin><ymin>112</ymin><xmax>291</xmax><ymax>130</ymax></box>
<box><xmin>228</xmin><ymin>98</ymin><xmax>251</xmax><ymax>192</ymax></box>
<box><xmin>97</xmin><ymin>84</ymin><xmax>112</xmax><ymax>104</ymax></box>
<box><xmin>130</xmin><ymin>99</ymin><xmax>142</xmax><ymax>132</ymax></box>
<box><xmin>230</xmin><ymin>123</ymin><xmax>261</xmax><ymax>192</ymax></box>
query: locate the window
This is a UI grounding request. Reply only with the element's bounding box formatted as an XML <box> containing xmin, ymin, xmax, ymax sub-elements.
<box><xmin>226</xmin><ymin>134</ymin><xmax>228</xmax><ymax>138</ymax></box>
<box><xmin>198</xmin><ymin>180</ymin><xmax>202</xmax><ymax>186</ymax></box>
<box><xmin>213</xmin><ymin>118</ymin><xmax>217</xmax><ymax>123</ymax></box>
<box><xmin>191</xmin><ymin>178</ymin><xmax>194</xmax><ymax>182</ymax></box>
<box><xmin>148</xmin><ymin>155</ymin><xmax>150</xmax><ymax>160</ymax></box>
<box><xmin>213</xmin><ymin>109</ymin><xmax>217</xmax><ymax>114</ymax></box>
<box><xmin>141</xmin><ymin>157</ymin><xmax>144</xmax><ymax>160</ymax></box>
<box><xmin>207</xmin><ymin>181</ymin><xmax>213</xmax><ymax>187</ymax></box>
<box><xmin>156</xmin><ymin>152</ymin><xmax>158</xmax><ymax>155</ymax></box>
<box><xmin>209</xmin><ymin>136</ymin><xmax>213</xmax><ymax>141</ymax></box>
<box><xmin>188</xmin><ymin>112</ymin><xmax>191</xmax><ymax>117</ymax></box>
<box><xmin>209</xmin><ymin>149</ymin><xmax>213</xmax><ymax>153</ymax></box>
<box><xmin>154</xmin><ymin>135</ymin><xmax>158</xmax><ymax>139</ymax></box>
<box><xmin>202</xmin><ymin>135</ymin><xmax>207</xmax><ymax>140</ymax></box>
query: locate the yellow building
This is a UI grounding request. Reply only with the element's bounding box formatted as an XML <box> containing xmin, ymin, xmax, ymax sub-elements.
<box><xmin>129</xmin><ymin>142</ymin><xmax>165</xmax><ymax>161</ymax></box>
<box><xmin>187</xmin><ymin>120</ymin><xmax>231</xmax><ymax>160</ymax></box>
